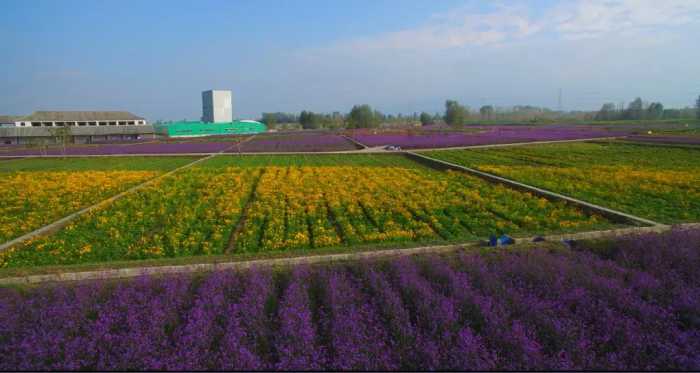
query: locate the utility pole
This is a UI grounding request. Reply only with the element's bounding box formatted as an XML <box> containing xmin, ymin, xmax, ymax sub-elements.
<box><xmin>557</xmin><ymin>88</ymin><xmax>563</xmax><ymax>112</ymax></box>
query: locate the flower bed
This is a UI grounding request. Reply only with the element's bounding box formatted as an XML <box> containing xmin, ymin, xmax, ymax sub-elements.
<box><xmin>423</xmin><ymin>141</ymin><xmax>700</xmax><ymax>223</ymax></box>
<box><xmin>230</xmin><ymin>133</ymin><xmax>359</xmax><ymax>153</ymax></box>
<box><xmin>350</xmin><ymin>126</ymin><xmax>617</xmax><ymax>148</ymax></box>
<box><xmin>1</xmin><ymin>228</ymin><xmax>698</xmax><ymax>370</ymax></box>
<box><xmin>1</xmin><ymin>141</ymin><xmax>234</xmax><ymax>156</ymax></box>
<box><xmin>0</xmin><ymin>155</ymin><xmax>613</xmax><ymax>268</ymax></box>
<box><xmin>626</xmin><ymin>135</ymin><xmax>700</xmax><ymax>145</ymax></box>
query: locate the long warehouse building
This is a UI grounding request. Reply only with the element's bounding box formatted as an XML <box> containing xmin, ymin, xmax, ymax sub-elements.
<box><xmin>0</xmin><ymin>111</ymin><xmax>153</xmax><ymax>145</ymax></box>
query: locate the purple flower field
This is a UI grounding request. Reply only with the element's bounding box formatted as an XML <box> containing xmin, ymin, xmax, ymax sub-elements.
<box><xmin>0</xmin><ymin>141</ymin><xmax>234</xmax><ymax>156</ymax></box>
<box><xmin>626</xmin><ymin>135</ymin><xmax>700</xmax><ymax>146</ymax></box>
<box><xmin>229</xmin><ymin>133</ymin><xmax>359</xmax><ymax>153</ymax></box>
<box><xmin>350</xmin><ymin>126</ymin><xmax>619</xmax><ymax>149</ymax></box>
<box><xmin>2</xmin><ymin>228</ymin><xmax>699</xmax><ymax>371</ymax></box>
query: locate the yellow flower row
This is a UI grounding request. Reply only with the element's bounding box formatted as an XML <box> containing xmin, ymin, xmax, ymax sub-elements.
<box><xmin>478</xmin><ymin>164</ymin><xmax>700</xmax><ymax>223</ymax></box>
<box><xmin>1</xmin><ymin>167</ymin><xmax>256</xmax><ymax>267</ymax></box>
<box><xmin>233</xmin><ymin>166</ymin><xmax>606</xmax><ymax>253</ymax></box>
<box><xmin>0</xmin><ymin>170</ymin><xmax>157</xmax><ymax>243</ymax></box>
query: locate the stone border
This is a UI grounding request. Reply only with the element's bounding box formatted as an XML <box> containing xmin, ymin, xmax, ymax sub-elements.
<box><xmin>340</xmin><ymin>134</ymin><xmax>369</xmax><ymax>149</ymax></box>
<box><xmin>0</xmin><ymin>154</ymin><xmax>217</xmax><ymax>253</ymax></box>
<box><xmin>2</xmin><ymin>224</ymin><xmax>695</xmax><ymax>285</ymax></box>
<box><xmin>404</xmin><ymin>151</ymin><xmax>661</xmax><ymax>227</ymax></box>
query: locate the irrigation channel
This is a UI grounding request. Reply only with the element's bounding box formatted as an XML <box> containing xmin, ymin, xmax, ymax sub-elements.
<box><xmin>0</xmin><ymin>136</ymin><xmax>685</xmax><ymax>285</ymax></box>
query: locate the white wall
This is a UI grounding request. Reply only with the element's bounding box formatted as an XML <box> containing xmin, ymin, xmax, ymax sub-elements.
<box><xmin>202</xmin><ymin>90</ymin><xmax>232</xmax><ymax>123</ymax></box>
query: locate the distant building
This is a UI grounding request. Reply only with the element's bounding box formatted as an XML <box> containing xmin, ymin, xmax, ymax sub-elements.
<box><xmin>202</xmin><ymin>90</ymin><xmax>232</xmax><ymax>123</ymax></box>
<box><xmin>153</xmin><ymin>120</ymin><xmax>266</xmax><ymax>138</ymax></box>
<box><xmin>0</xmin><ymin>111</ymin><xmax>152</xmax><ymax>145</ymax></box>
<box><xmin>0</xmin><ymin>116</ymin><xmax>20</xmax><ymax>127</ymax></box>
<box><xmin>11</xmin><ymin>111</ymin><xmax>147</xmax><ymax>127</ymax></box>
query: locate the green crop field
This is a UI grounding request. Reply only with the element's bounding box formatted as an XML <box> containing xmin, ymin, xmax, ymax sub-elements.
<box><xmin>422</xmin><ymin>142</ymin><xmax>700</xmax><ymax>223</ymax></box>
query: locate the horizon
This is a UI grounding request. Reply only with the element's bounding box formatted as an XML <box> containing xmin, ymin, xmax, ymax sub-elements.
<box><xmin>2</xmin><ymin>0</ymin><xmax>700</xmax><ymax>121</ymax></box>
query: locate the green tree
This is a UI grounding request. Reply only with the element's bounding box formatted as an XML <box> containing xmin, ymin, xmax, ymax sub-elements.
<box><xmin>479</xmin><ymin>105</ymin><xmax>494</xmax><ymax>120</ymax></box>
<box><xmin>47</xmin><ymin>126</ymin><xmax>72</xmax><ymax>156</ymax></box>
<box><xmin>625</xmin><ymin>97</ymin><xmax>644</xmax><ymax>120</ymax></box>
<box><xmin>261</xmin><ymin>113</ymin><xmax>277</xmax><ymax>129</ymax></box>
<box><xmin>444</xmin><ymin>100</ymin><xmax>467</xmax><ymax>126</ymax></box>
<box><xmin>299</xmin><ymin>110</ymin><xmax>321</xmax><ymax>129</ymax></box>
<box><xmin>347</xmin><ymin>104</ymin><xmax>377</xmax><ymax>128</ymax></box>
<box><xmin>646</xmin><ymin>102</ymin><xmax>664</xmax><ymax>120</ymax></box>
<box><xmin>595</xmin><ymin>103</ymin><xmax>618</xmax><ymax>121</ymax></box>
<box><xmin>696</xmin><ymin>95</ymin><xmax>700</xmax><ymax>119</ymax></box>
<box><xmin>419</xmin><ymin>112</ymin><xmax>432</xmax><ymax>126</ymax></box>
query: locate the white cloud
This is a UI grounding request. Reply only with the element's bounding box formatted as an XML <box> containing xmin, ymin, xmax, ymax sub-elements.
<box><xmin>550</xmin><ymin>0</ymin><xmax>700</xmax><ymax>40</ymax></box>
<box><xmin>330</xmin><ymin>0</ymin><xmax>700</xmax><ymax>52</ymax></box>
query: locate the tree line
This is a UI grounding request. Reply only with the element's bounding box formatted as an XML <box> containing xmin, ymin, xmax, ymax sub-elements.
<box><xmin>260</xmin><ymin>95</ymin><xmax>700</xmax><ymax>129</ymax></box>
<box><xmin>595</xmin><ymin>97</ymin><xmax>699</xmax><ymax>121</ymax></box>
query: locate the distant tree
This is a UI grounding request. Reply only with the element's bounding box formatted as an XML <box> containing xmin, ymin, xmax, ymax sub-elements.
<box><xmin>47</xmin><ymin>126</ymin><xmax>72</xmax><ymax>156</ymax></box>
<box><xmin>419</xmin><ymin>112</ymin><xmax>432</xmax><ymax>126</ymax></box>
<box><xmin>625</xmin><ymin>97</ymin><xmax>645</xmax><ymax>120</ymax></box>
<box><xmin>662</xmin><ymin>109</ymin><xmax>681</xmax><ymax>119</ymax></box>
<box><xmin>261</xmin><ymin>113</ymin><xmax>277</xmax><ymax>129</ymax></box>
<box><xmin>299</xmin><ymin>110</ymin><xmax>321</xmax><ymax>129</ymax></box>
<box><xmin>646</xmin><ymin>102</ymin><xmax>664</xmax><ymax>120</ymax></box>
<box><xmin>347</xmin><ymin>105</ymin><xmax>377</xmax><ymax>129</ymax></box>
<box><xmin>696</xmin><ymin>95</ymin><xmax>700</xmax><ymax>119</ymax></box>
<box><xmin>479</xmin><ymin>105</ymin><xmax>494</xmax><ymax>120</ymax></box>
<box><xmin>444</xmin><ymin>100</ymin><xmax>467</xmax><ymax>126</ymax></box>
<box><xmin>595</xmin><ymin>103</ymin><xmax>618</xmax><ymax>121</ymax></box>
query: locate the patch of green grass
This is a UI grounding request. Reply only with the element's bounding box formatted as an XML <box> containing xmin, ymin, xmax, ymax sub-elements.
<box><xmin>0</xmin><ymin>156</ymin><xmax>202</xmax><ymax>172</ymax></box>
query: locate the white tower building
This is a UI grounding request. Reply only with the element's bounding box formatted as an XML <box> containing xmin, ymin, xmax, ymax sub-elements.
<box><xmin>202</xmin><ymin>90</ymin><xmax>232</xmax><ymax>123</ymax></box>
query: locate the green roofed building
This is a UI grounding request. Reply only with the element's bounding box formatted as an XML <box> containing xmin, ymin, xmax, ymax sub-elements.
<box><xmin>153</xmin><ymin>120</ymin><xmax>267</xmax><ymax>138</ymax></box>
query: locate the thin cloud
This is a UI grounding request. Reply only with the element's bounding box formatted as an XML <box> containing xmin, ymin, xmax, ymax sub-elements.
<box><xmin>328</xmin><ymin>0</ymin><xmax>700</xmax><ymax>52</ymax></box>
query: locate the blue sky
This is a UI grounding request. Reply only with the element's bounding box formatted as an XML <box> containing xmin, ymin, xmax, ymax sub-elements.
<box><xmin>2</xmin><ymin>0</ymin><xmax>699</xmax><ymax>121</ymax></box>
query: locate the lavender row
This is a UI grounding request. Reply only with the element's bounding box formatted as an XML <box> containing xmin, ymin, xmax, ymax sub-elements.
<box><xmin>350</xmin><ymin>126</ymin><xmax>620</xmax><ymax>148</ymax></box>
<box><xmin>1</xmin><ymin>228</ymin><xmax>699</xmax><ymax>370</ymax></box>
<box><xmin>229</xmin><ymin>133</ymin><xmax>359</xmax><ymax>153</ymax></box>
<box><xmin>626</xmin><ymin>135</ymin><xmax>700</xmax><ymax>145</ymax></box>
<box><xmin>1</xmin><ymin>141</ymin><xmax>234</xmax><ymax>156</ymax></box>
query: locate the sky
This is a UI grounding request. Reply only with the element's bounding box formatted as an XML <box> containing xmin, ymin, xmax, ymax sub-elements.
<box><xmin>1</xmin><ymin>0</ymin><xmax>700</xmax><ymax>121</ymax></box>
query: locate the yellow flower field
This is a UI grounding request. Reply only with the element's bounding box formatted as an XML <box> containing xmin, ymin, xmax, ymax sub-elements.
<box><xmin>1</xmin><ymin>156</ymin><xmax>615</xmax><ymax>268</ymax></box>
<box><xmin>0</xmin><ymin>170</ymin><xmax>157</xmax><ymax>243</ymax></box>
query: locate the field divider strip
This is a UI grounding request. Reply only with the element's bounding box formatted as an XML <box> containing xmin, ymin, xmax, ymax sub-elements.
<box><xmin>225</xmin><ymin>168</ymin><xmax>265</xmax><ymax>253</ymax></box>
<box><xmin>3</xmin><ymin>223</ymin><xmax>698</xmax><ymax>285</ymax></box>
<box><xmin>340</xmin><ymin>134</ymin><xmax>368</xmax><ymax>149</ymax></box>
<box><xmin>0</xmin><ymin>154</ymin><xmax>221</xmax><ymax>253</ymax></box>
<box><xmin>403</xmin><ymin>151</ymin><xmax>663</xmax><ymax>227</ymax></box>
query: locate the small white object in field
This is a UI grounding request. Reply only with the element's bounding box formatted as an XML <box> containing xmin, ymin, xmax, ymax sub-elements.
<box><xmin>647</xmin><ymin>130</ymin><xmax>653</xmax><ymax>135</ymax></box>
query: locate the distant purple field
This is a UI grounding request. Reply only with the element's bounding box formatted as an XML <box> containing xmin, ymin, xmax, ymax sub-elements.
<box><xmin>2</xmin><ymin>228</ymin><xmax>699</xmax><ymax>371</ymax></box>
<box><xmin>350</xmin><ymin>126</ymin><xmax>618</xmax><ymax>148</ymax></box>
<box><xmin>0</xmin><ymin>133</ymin><xmax>359</xmax><ymax>155</ymax></box>
<box><xmin>626</xmin><ymin>135</ymin><xmax>700</xmax><ymax>145</ymax></box>
<box><xmin>228</xmin><ymin>133</ymin><xmax>359</xmax><ymax>153</ymax></box>
<box><xmin>0</xmin><ymin>141</ymin><xmax>234</xmax><ymax>156</ymax></box>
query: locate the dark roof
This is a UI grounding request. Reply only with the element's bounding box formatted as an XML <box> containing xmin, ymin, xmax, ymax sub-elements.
<box><xmin>0</xmin><ymin>115</ymin><xmax>22</xmax><ymax>123</ymax></box>
<box><xmin>20</xmin><ymin>111</ymin><xmax>145</xmax><ymax>121</ymax></box>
